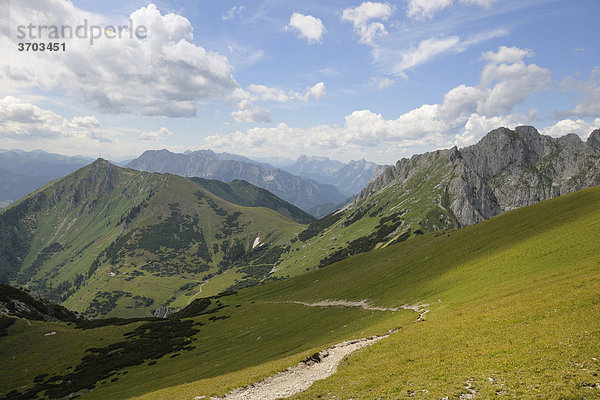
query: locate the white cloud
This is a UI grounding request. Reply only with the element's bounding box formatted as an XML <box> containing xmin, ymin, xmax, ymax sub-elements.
<box><xmin>406</xmin><ymin>0</ymin><xmax>453</xmax><ymax>20</ymax></box>
<box><xmin>0</xmin><ymin>96</ymin><xmax>111</xmax><ymax>142</ymax></box>
<box><xmin>1</xmin><ymin>2</ymin><xmax>238</xmax><ymax>117</ymax></box>
<box><xmin>377</xmin><ymin>30</ymin><xmax>507</xmax><ymax>77</ymax></box>
<box><xmin>243</xmin><ymin>82</ymin><xmax>327</xmax><ymax>103</ymax></box>
<box><xmin>481</xmin><ymin>45</ymin><xmax>533</xmax><ymax>64</ymax></box>
<box><xmin>319</xmin><ymin>67</ymin><xmax>341</xmax><ymax>77</ymax></box>
<box><xmin>393</xmin><ymin>36</ymin><xmax>460</xmax><ymax>75</ymax></box>
<box><xmin>342</xmin><ymin>2</ymin><xmax>393</xmax><ymax>26</ymax></box>
<box><xmin>477</xmin><ymin>47</ymin><xmax>551</xmax><ymax>116</ymax></box>
<box><xmin>231</xmin><ymin>107</ymin><xmax>272</xmax><ymax>123</ymax></box>
<box><xmin>287</xmin><ymin>13</ymin><xmax>326</xmax><ymax>44</ymax></box>
<box><xmin>248</xmin><ymin>85</ymin><xmax>291</xmax><ymax>103</ymax></box>
<box><xmin>461</xmin><ymin>0</ymin><xmax>497</xmax><ymax>8</ymax></box>
<box><xmin>306</xmin><ymin>82</ymin><xmax>327</xmax><ymax>100</ymax></box>
<box><xmin>204</xmin><ymin>46</ymin><xmax>551</xmax><ymax>159</ymax></box>
<box><xmin>439</xmin><ymin>85</ymin><xmax>484</xmax><ymax>118</ymax></box>
<box><xmin>541</xmin><ymin>118</ymin><xmax>600</xmax><ymax>139</ymax></box>
<box><xmin>0</xmin><ymin>96</ymin><xmax>64</xmax><ymax>138</ymax></box>
<box><xmin>227</xmin><ymin>82</ymin><xmax>326</xmax><ymax>124</ymax></box>
<box><xmin>0</xmin><ymin>96</ymin><xmax>188</xmax><ymax>157</ymax></box>
<box><xmin>222</xmin><ymin>6</ymin><xmax>245</xmax><ymax>21</ymax></box>
<box><xmin>139</xmin><ymin>127</ymin><xmax>173</xmax><ymax>141</ymax></box>
<box><xmin>368</xmin><ymin>77</ymin><xmax>395</xmax><ymax>90</ymax></box>
<box><xmin>406</xmin><ymin>0</ymin><xmax>498</xmax><ymax>19</ymax></box>
<box><xmin>553</xmin><ymin>68</ymin><xmax>600</xmax><ymax>118</ymax></box>
<box><xmin>341</xmin><ymin>2</ymin><xmax>393</xmax><ymax>44</ymax></box>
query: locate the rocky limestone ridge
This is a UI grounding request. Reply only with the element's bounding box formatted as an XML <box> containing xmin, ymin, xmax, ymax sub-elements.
<box><xmin>358</xmin><ymin>126</ymin><xmax>600</xmax><ymax>226</ymax></box>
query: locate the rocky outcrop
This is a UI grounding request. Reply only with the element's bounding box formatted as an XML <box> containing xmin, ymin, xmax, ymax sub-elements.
<box><xmin>153</xmin><ymin>306</ymin><xmax>180</xmax><ymax>318</ymax></box>
<box><xmin>588</xmin><ymin>129</ymin><xmax>600</xmax><ymax>150</ymax></box>
<box><xmin>358</xmin><ymin>126</ymin><xmax>600</xmax><ymax>227</ymax></box>
<box><xmin>357</xmin><ymin>148</ymin><xmax>456</xmax><ymax>202</ymax></box>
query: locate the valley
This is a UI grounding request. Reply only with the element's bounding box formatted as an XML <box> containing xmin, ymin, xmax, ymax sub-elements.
<box><xmin>1</xmin><ymin>127</ymin><xmax>599</xmax><ymax>399</ymax></box>
<box><xmin>1</xmin><ymin>183</ymin><xmax>600</xmax><ymax>399</ymax></box>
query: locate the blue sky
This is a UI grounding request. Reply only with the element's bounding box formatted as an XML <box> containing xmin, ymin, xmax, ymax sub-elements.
<box><xmin>1</xmin><ymin>0</ymin><xmax>599</xmax><ymax>164</ymax></box>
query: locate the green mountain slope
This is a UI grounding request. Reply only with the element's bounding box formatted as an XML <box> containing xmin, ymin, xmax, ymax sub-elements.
<box><xmin>0</xmin><ymin>159</ymin><xmax>305</xmax><ymax>318</ymax></box>
<box><xmin>2</xmin><ymin>186</ymin><xmax>599</xmax><ymax>399</ymax></box>
<box><xmin>273</xmin><ymin>126</ymin><xmax>600</xmax><ymax>276</ymax></box>
<box><xmin>140</xmin><ymin>185</ymin><xmax>600</xmax><ymax>399</ymax></box>
<box><xmin>0</xmin><ymin>284</ymin><xmax>79</xmax><ymax>337</ymax></box>
<box><xmin>273</xmin><ymin>148</ymin><xmax>457</xmax><ymax>277</ymax></box>
<box><xmin>189</xmin><ymin>177</ymin><xmax>315</xmax><ymax>224</ymax></box>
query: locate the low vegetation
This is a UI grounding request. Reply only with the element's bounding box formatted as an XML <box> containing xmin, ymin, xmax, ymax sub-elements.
<box><xmin>0</xmin><ymin>160</ymin><xmax>306</xmax><ymax>318</ymax></box>
<box><xmin>1</xmin><ymin>186</ymin><xmax>600</xmax><ymax>399</ymax></box>
<box><xmin>276</xmin><ymin>152</ymin><xmax>459</xmax><ymax>276</ymax></box>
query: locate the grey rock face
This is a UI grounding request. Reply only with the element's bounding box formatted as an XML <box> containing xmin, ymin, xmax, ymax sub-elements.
<box><xmin>153</xmin><ymin>306</ymin><xmax>180</xmax><ymax>318</ymax></box>
<box><xmin>357</xmin><ymin>148</ymin><xmax>455</xmax><ymax>202</ymax></box>
<box><xmin>358</xmin><ymin>126</ymin><xmax>600</xmax><ymax>227</ymax></box>
<box><xmin>588</xmin><ymin>129</ymin><xmax>600</xmax><ymax>150</ymax></box>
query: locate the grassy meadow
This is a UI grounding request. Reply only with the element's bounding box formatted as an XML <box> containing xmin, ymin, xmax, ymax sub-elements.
<box><xmin>2</xmin><ymin>186</ymin><xmax>600</xmax><ymax>399</ymax></box>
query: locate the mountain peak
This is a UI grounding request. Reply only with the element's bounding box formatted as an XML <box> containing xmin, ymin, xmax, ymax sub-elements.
<box><xmin>514</xmin><ymin>125</ymin><xmax>540</xmax><ymax>138</ymax></box>
<box><xmin>476</xmin><ymin>125</ymin><xmax>540</xmax><ymax>146</ymax></box>
<box><xmin>588</xmin><ymin>129</ymin><xmax>600</xmax><ymax>149</ymax></box>
<box><xmin>92</xmin><ymin>157</ymin><xmax>110</xmax><ymax>165</ymax></box>
<box><xmin>558</xmin><ymin>132</ymin><xmax>583</xmax><ymax>146</ymax></box>
<box><xmin>141</xmin><ymin>149</ymin><xmax>173</xmax><ymax>156</ymax></box>
<box><xmin>296</xmin><ymin>155</ymin><xmax>330</xmax><ymax>162</ymax></box>
<box><xmin>88</xmin><ymin>158</ymin><xmax>117</xmax><ymax>173</ymax></box>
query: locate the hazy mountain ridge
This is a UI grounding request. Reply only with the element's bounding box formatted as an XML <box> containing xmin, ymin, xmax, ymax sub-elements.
<box><xmin>127</xmin><ymin>149</ymin><xmax>346</xmax><ymax>214</ymax></box>
<box><xmin>284</xmin><ymin>155</ymin><xmax>383</xmax><ymax>196</ymax></box>
<box><xmin>0</xmin><ymin>168</ymin><xmax>49</xmax><ymax>205</ymax></box>
<box><xmin>0</xmin><ymin>150</ymin><xmax>91</xmax><ymax>204</ymax></box>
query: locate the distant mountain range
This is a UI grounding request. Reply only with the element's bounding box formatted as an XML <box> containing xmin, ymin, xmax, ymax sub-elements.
<box><xmin>283</xmin><ymin>156</ymin><xmax>384</xmax><ymax>197</ymax></box>
<box><xmin>0</xmin><ymin>148</ymin><xmax>382</xmax><ymax>216</ymax></box>
<box><xmin>4</xmin><ymin>125</ymin><xmax>599</xmax><ymax>314</ymax></box>
<box><xmin>127</xmin><ymin>149</ymin><xmax>348</xmax><ymax>215</ymax></box>
<box><xmin>188</xmin><ymin>177</ymin><xmax>315</xmax><ymax>224</ymax></box>
<box><xmin>0</xmin><ymin>150</ymin><xmax>92</xmax><ymax>206</ymax></box>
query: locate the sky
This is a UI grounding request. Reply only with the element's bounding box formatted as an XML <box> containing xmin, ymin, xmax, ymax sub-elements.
<box><xmin>0</xmin><ymin>0</ymin><xmax>599</xmax><ymax>164</ymax></box>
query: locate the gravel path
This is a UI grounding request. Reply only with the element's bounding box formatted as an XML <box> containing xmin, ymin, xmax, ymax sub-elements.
<box><xmin>288</xmin><ymin>299</ymin><xmax>399</xmax><ymax>312</ymax></box>
<box><xmin>204</xmin><ymin>300</ymin><xmax>431</xmax><ymax>400</ymax></box>
<box><xmin>210</xmin><ymin>328</ymin><xmax>399</xmax><ymax>400</ymax></box>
